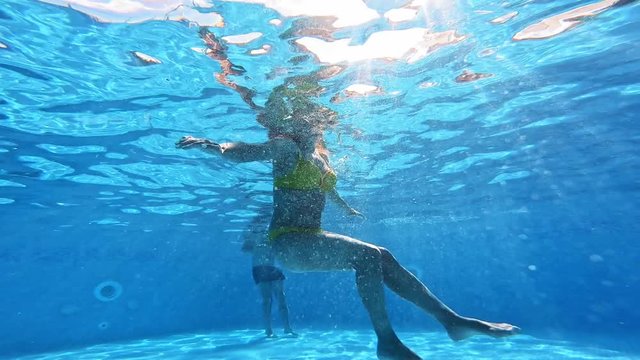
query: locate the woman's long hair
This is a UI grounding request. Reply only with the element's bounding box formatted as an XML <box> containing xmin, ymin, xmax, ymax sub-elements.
<box><xmin>259</xmin><ymin>71</ymin><xmax>339</xmax><ymax>171</ymax></box>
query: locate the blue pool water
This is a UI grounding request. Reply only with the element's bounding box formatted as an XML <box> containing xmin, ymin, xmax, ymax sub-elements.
<box><xmin>10</xmin><ymin>331</ymin><xmax>639</xmax><ymax>360</ymax></box>
<box><xmin>1</xmin><ymin>0</ymin><xmax>639</xmax><ymax>359</ymax></box>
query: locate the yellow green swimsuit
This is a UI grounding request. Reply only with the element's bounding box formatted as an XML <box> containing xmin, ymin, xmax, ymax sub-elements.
<box><xmin>269</xmin><ymin>157</ymin><xmax>337</xmax><ymax>240</ymax></box>
<box><xmin>275</xmin><ymin>157</ymin><xmax>337</xmax><ymax>191</ymax></box>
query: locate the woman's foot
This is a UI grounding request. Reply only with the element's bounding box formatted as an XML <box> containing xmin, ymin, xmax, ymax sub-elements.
<box><xmin>445</xmin><ymin>317</ymin><xmax>520</xmax><ymax>341</ymax></box>
<box><xmin>377</xmin><ymin>337</ymin><xmax>422</xmax><ymax>360</ymax></box>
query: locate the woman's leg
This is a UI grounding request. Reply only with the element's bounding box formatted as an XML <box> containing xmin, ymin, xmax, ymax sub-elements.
<box><xmin>273</xmin><ymin>232</ymin><xmax>421</xmax><ymax>360</ymax></box>
<box><xmin>258</xmin><ymin>282</ymin><xmax>275</xmax><ymax>337</ymax></box>
<box><xmin>272</xmin><ymin>280</ymin><xmax>295</xmax><ymax>334</ymax></box>
<box><xmin>378</xmin><ymin>247</ymin><xmax>519</xmax><ymax>340</ymax></box>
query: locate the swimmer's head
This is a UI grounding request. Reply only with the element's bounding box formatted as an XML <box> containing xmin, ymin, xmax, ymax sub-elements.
<box><xmin>259</xmin><ymin>77</ymin><xmax>338</xmax><ymax>137</ymax></box>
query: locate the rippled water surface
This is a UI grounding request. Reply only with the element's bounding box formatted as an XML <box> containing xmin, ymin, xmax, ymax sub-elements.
<box><xmin>1</xmin><ymin>0</ymin><xmax>639</xmax><ymax>359</ymax></box>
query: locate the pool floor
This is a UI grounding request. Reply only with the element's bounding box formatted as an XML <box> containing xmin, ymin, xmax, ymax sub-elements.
<box><xmin>15</xmin><ymin>329</ymin><xmax>638</xmax><ymax>359</ymax></box>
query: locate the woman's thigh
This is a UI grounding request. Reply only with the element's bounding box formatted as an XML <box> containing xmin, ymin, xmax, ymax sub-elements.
<box><xmin>272</xmin><ymin>231</ymin><xmax>380</xmax><ymax>272</ymax></box>
<box><xmin>272</xmin><ymin>280</ymin><xmax>286</xmax><ymax>301</ymax></box>
<box><xmin>258</xmin><ymin>282</ymin><xmax>273</xmax><ymax>300</ymax></box>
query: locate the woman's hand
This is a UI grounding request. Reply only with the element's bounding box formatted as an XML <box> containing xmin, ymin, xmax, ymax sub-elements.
<box><xmin>175</xmin><ymin>135</ymin><xmax>220</xmax><ymax>151</ymax></box>
<box><xmin>348</xmin><ymin>208</ymin><xmax>366</xmax><ymax>219</ymax></box>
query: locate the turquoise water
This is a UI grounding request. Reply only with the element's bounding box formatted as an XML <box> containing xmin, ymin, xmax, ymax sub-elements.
<box><xmin>1</xmin><ymin>0</ymin><xmax>639</xmax><ymax>359</ymax></box>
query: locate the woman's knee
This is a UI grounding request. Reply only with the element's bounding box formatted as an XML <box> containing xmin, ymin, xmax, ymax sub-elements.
<box><xmin>378</xmin><ymin>247</ymin><xmax>397</xmax><ymax>264</ymax></box>
<box><xmin>353</xmin><ymin>245</ymin><xmax>383</xmax><ymax>271</ymax></box>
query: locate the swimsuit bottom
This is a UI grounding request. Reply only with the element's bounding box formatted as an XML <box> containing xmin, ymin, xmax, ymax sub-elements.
<box><xmin>268</xmin><ymin>226</ymin><xmax>323</xmax><ymax>241</ymax></box>
<box><xmin>252</xmin><ymin>265</ymin><xmax>285</xmax><ymax>284</ymax></box>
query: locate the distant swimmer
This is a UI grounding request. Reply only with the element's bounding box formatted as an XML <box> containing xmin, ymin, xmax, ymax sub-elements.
<box><xmin>241</xmin><ymin>210</ymin><xmax>296</xmax><ymax>337</ymax></box>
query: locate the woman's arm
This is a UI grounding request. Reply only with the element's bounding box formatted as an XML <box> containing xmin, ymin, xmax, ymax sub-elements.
<box><xmin>217</xmin><ymin>142</ymin><xmax>272</xmax><ymax>162</ymax></box>
<box><xmin>327</xmin><ymin>189</ymin><xmax>365</xmax><ymax>218</ymax></box>
<box><xmin>175</xmin><ymin>135</ymin><xmax>281</xmax><ymax>162</ymax></box>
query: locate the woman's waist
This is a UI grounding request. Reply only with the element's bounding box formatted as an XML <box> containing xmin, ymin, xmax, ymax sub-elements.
<box><xmin>274</xmin><ymin>188</ymin><xmax>326</xmax><ymax>203</ymax></box>
<box><xmin>272</xmin><ymin>202</ymin><xmax>324</xmax><ymax>223</ymax></box>
<box><xmin>267</xmin><ymin>226</ymin><xmax>323</xmax><ymax>241</ymax></box>
<box><xmin>269</xmin><ymin>214</ymin><xmax>322</xmax><ymax>239</ymax></box>
<box><xmin>269</xmin><ymin>217</ymin><xmax>321</xmax><ymax>231</ymax></box>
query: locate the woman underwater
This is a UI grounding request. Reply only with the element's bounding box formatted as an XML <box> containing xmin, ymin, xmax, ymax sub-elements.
<box><xmin>176</xmin><ymin>75</ymin><xmax>519</xmax><ymax>360</ymax></box>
